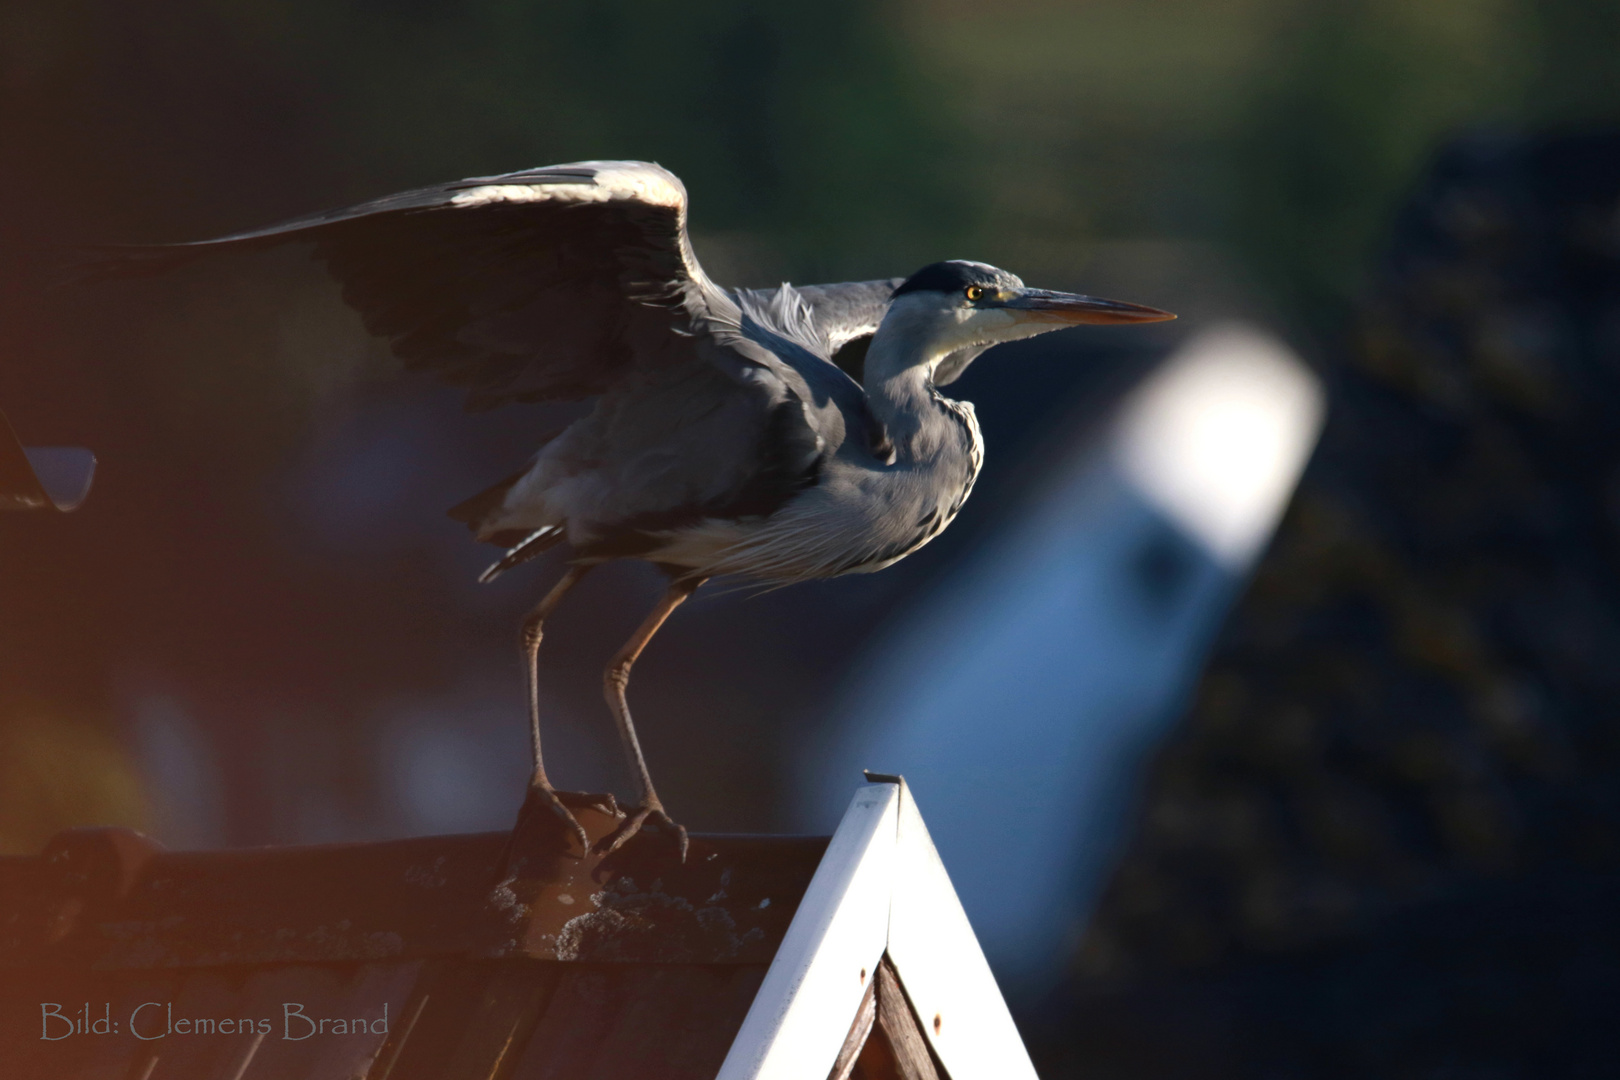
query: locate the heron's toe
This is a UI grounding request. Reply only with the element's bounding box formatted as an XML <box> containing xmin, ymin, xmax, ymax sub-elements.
<box><xmin>555</xmin><ymin>790</ymin><xmax>624</xmax><ymax>818</ymax></box>
<box><xmin>521</xmin><ymin>782</ymin><xmax>591</xmax><ymax>856</ymax></box>
<box><xmin>599</xmin><ymin>803</ymin><xmax>689</xmax><ymax>862</ymax></box>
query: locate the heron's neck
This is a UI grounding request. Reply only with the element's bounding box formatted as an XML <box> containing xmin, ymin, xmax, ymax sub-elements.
<box><xmin>864</xmin><ymin>316</ymin><xmax>955</xmax><ymax>458</ymax></box>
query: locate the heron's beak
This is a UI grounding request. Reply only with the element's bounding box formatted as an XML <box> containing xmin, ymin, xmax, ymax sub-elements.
<box><xmin>999</xmin><ymin>288</ymin><xmax>1175</xmax><ymax>325</ymax></box>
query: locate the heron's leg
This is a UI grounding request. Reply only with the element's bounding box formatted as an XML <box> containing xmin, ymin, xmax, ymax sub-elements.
<box><xmin>600</xmin><ymin>575</ymin><xmax>707</xmax><ymax>859</ymax></box>
<box><xmin>518</xmin><ymin>564</ymin><xmax>593</xmax><ymax>852</ymax></box>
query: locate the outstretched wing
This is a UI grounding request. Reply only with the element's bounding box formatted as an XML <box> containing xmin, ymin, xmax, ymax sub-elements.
<box><xmin>83</xmin><ymin>165</ymin><xmax>923</xmax><ymax>565</ymax></box>
<box><xmin>85</xmin><ymin>161</ymin><xmax>718</xmax><ymax>411</ymax></box>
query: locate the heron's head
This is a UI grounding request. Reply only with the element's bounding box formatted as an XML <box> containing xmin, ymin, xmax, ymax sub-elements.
<box><xmin>885</xmin><ymin>260</ymin><xmax>1173</xmax><ymax>384</ymax></box>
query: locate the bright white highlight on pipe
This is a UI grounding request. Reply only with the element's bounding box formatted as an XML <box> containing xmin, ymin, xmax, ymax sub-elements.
<box><xmin>1113</xmin><ymin>322</ymin><xmax>1325</xmax><ymax>568</ymax></box>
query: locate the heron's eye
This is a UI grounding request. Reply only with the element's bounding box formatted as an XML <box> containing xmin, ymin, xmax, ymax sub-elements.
<box><xmin>964</xmin><ymin>285</ymin><xmax>986</xmax><ymax>302</ymax></box>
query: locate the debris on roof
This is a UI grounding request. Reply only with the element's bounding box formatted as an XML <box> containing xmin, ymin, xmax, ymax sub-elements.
<box><xmin>0</xmin><ymin>779</ymin><xmax>1033</xmax><ymax>1079</ymax></box>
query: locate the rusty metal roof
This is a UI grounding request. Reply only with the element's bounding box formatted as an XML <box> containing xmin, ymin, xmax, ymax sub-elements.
<box><xmin>1</xmin><ymin>779</ymin><xmax>1031</xmax><ymax>1079</ymax></box>
<box><xmin>0</xmin><ymin>798</ymin><xmax>827</xmax><ymax>1079</ymax></box>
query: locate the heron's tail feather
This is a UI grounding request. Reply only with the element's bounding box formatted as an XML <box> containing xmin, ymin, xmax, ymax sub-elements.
<box><xmin>478</xmin><ymin>525</ymin><xmax>564</xmax><ymax>584</ymax></box>
<box><xmin>448</xmin><ymin>467</ymin><xmax>531</xmax><ymax>530</ymax></box>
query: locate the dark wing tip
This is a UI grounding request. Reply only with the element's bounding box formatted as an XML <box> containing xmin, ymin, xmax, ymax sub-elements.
<box><xmin>57</xmin><ymin>235</ymin><xmax>290</xmax><ymax>287</ymax></box>
<box><xmin>57</xmin><ymin>244</ymin><xmax>200</xmax><ymax>287</ymax></box>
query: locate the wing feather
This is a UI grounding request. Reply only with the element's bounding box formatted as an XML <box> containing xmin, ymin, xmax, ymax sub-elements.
<box><xmin>82</xmin><ymin>161</ymin><xmax>897</xmax><ymax>554</ymax></box>
<box><xmin>792</xmin><ymin>279</ymin><xmax>905</xmax><ymax>352</ymax></box>
<box><xmin>82</xmin><ymin>161</ymin><xmax>710</xmax><ymax>410</ymax></box>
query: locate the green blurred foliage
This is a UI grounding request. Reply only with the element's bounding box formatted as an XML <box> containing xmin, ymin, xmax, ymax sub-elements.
<box><xmin>913</xmin><ymin>0</ymin><xmax>1620</xmax><ymax>335</ymax></box>
<box><xmin>15</xmin><ymin>0</ymin><xmax>1620</xmax><ymax>323</ymax></box>
<box><xmin>1226</xmin><ymin>0</ymin><xmax>1533</xmax><ymax>322</ymax></box>
<box><xmin>270</xmin><ymin>0</ymin><xmax>963</xmax><ymax>276</ymax></box>
<box><xmin>1</xmin><ymin>0</ymin><xmax>963</xmax><ymax>276</ymax></box>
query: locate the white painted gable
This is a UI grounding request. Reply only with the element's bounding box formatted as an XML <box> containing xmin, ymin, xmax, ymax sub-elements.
<box><xmin>720</xmin><ymin>778</ymin><xmax>1036</xmax><ymax>1080</ymax></box>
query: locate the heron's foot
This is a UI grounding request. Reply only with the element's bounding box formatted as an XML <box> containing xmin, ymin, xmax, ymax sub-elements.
<box><xmin>598</xmin><ymin>800</ymin><xmax>689</xmax><ymax>862</ymax></box>
<box><xmin>519</xmin><ymin>780</ymin><xmax>596</xmax><ymax>856</ymax></box>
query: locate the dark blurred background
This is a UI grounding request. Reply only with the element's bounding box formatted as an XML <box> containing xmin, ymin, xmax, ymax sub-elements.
<box><xmin>5</xmin><ymin>1</ymin><xmax>1620</xmax><ymax>1076</ymax></box>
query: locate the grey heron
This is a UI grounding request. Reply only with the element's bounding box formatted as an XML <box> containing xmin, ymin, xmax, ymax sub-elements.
<box><xmin>90</xmin><ymin>160</ymin><xmax>1173</xmax><ymax>858</ymax></box>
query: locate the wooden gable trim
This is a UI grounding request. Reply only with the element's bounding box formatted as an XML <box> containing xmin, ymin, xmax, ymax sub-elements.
<box><xmin>829</xmin><ymin>956</ymin><xmax>945</xmax><ymax>1080</ymax></box>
